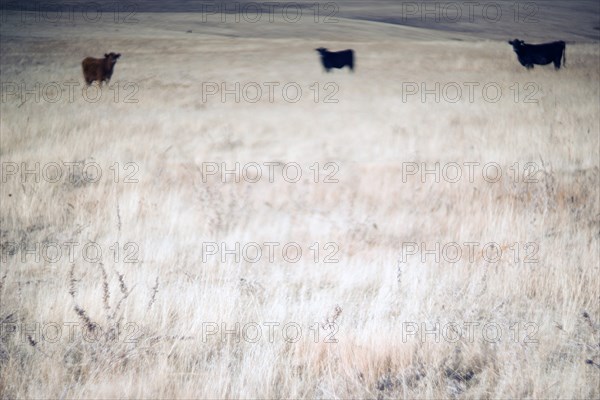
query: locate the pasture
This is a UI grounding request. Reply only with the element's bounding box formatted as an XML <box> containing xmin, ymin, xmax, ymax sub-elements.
<box><xmin>0</xmin><ymin>2</ymin><xmax>599</xmax><ymax>398</ymax></box>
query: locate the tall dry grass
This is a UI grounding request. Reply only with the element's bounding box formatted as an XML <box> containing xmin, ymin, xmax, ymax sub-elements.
<box><xmin>0</xmin><ymin>9</ymin><xmax>599</xmax><ymax>399</ymax></box>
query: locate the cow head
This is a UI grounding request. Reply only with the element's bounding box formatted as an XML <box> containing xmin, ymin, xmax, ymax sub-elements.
<box><xmin>508</xmin><ymin>39</ymin><xmax>525</xmax><ymax>51</ymax></box>
<box><xmin>104</xmin><ymin>52</ymin><xmax>121</xmax><ymax>64</ymax></box>
<box><xmin>315</xmin><ymin>47</ymin><xmax>328</xmax><ymax>55</ymax></box>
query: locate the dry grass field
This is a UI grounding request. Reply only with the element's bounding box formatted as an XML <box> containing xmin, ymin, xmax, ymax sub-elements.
<box><xmin>0</xmin><ymin>1</ymin><xmax>599</xmax><ymax>398</ymax></box>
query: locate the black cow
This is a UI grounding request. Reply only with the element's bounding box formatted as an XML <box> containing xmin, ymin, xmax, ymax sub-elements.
<box><xmin>508</xmin><ymin>39</ymin><xmax>566</xmax><ymax>70</ymax></box>
<box><xmin>315</xmin><ymin>48</ymin><xmax>354</xmax><ymax>72</ymax></box>
<box><xmin>82</xmin><ymin>52</ymin><xmax>121</xmax><ymax>85</ymax></box>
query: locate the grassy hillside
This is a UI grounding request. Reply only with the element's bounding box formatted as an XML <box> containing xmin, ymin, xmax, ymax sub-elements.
<box><xmin>1</xmin><ymin>5</ymin><xmax>599</xmax><ymax>399</ymax></box>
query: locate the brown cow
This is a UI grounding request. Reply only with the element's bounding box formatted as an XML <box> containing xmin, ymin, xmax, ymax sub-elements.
<box><xmin>81</xmin><ymin>53</ymin><xmax>121</xmax><ymax>85</ymax></box>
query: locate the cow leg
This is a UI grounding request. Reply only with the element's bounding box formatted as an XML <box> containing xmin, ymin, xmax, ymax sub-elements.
<box><xmin>526</xmin><ymin>64</ymin><xmax>534</xmax><ymax>70</ymax></box>
<box><xmin>554</xmin><ymin>59</ymin><xmax>561</xmax><ymax>69</ymax></box>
